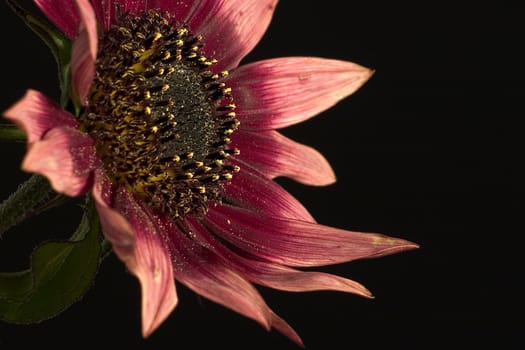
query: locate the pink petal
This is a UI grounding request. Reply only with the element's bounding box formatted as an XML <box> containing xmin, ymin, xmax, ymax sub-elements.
<box><xmin>71</xmin><ymin>0</ymin><xmax>98</xmax><ymax>105</ymax></box>
<box><xmin>186</xmin><ymin>0</ymin><xmax>278</xmax><ymax>72</ymax></box>
<box><xmin>270</xmin><ymin>312</ymin><xmax>304</xmax><ymax>348</ymax></box>
<box><xmin>227</xmin><ymin>57</ymin><xmax>374</xmax><ymax>130</ymax></box>
<box><xmin>223</xmin><ymin>160</ymin><xmax>315</xmax><ymax>223</ymax></box>
<box><xmin>34</xmin><ymin>0</ymin><xmax>80</xmax><ymax>38</ymax></box>
<box><xmin>90</xmin><ymin>0</ymin><xmax>198</xmax><ymax>30</ymax></box>
<box><xmin>22</xmin><ymin>126</ymin><xmax>97</xmax><ymax>196</ymax></box>
<box><xmin>145</xmin><ymin>0</ymin><xmax>203</xmax><ymax>22</ymax></box>
<box><xmin>93</xmin><ymin>178</ymin><xmax>178</xmax><ymax>337</ymax></box>
<box><xmin>160</xmin><ymin>218</ymin><xmax>274</xmax><ymax>332</ymax></box>
<box><xmin>232</xmin><ymin>130</ymin><xmax>336</xmax><ymax>186</ymax></box>
<box><xmin>92</xmin><ymin>171</ymin><xmax>135</xmax><ymax>258</ymax></box>
<box><xmin>165</xmin><ymin>218</ymin><xmax>304</xmax><ymax>345</ymax></box>
<box><xmin>3</xmin><ymin>89</ymin><xmax>78</xmax><ymax>144</ymax></box>
<box><xmin>188</xmin><ymin>217</ymin><xmax>372</xmax><ymax>298</ymax></box>
<box><xmin>205</xmin><ymin>205</ymin><xmax>419</xmax><ymax>267</ymax></box>
<box><xmin>90</xmin><ymin>0</ymin><xmax>115</xmax><ymax>30</ymax></box>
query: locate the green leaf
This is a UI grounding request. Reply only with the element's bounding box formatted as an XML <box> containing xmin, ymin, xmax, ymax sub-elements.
<box><xmin>0</xmin><ymin>199</ymin><xmax>102</xmax><ymax>323</ymax></box>
<box><xmin>6</xmin><ymin>0</ymin><xmax>72</xmax><ymax>108</ymax></box>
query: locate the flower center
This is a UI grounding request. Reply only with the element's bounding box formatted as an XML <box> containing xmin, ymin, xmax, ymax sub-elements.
<box><xmin>80</xmin><ymin>10</ymin><xmax>239</xmax><ymax>219</ymax></box>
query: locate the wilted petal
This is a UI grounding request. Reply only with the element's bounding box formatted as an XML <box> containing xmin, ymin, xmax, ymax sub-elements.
<box><xmin>3</xmin><ymin>89</ymin><xmax>78</xmax><ymax>144</ymax></box>
<box><xmin>205</xmin><ymin>205</ymin><xmax>419</xmax><ymax>267</ymax></box>
<box><xmin>188</xmin><ymin>218</ymin><xmax>372</xmax><ymax>298</ymax></box>
<box><xmin>34</xmin><ymin>0</ymin><xmax>80</xmax><ymax>38</ymax></box>
<box><xmin>223</xmin><ymin>160</ymin><xmax>315</xmax><ymax>223</ymax></box>
<box><xmin>227</xmin><ymin>57</ymin><xmax>373</xmax><ymax>130</ymax></box>
<box><xmin>22</xmin><ymin>126</ymin><xmax>96</xmax><ymax>196</ymax></box>
<box><xmin>71</xmin><ymin>0</ymin><xmax>98</xmax><ymax>105</ymax></box>
<box><xmin>232</xmin><ymin>130</ymin><xmax>336</xmax><ymax>186</ymax></box>
<box><xmin>93</xmin><ymin>181</ymin><xmax>178</xmax><ymax>337</ymax></box>
<box><xmin>187</xmin><ymin>0</ymin><xmax>278</xmax><ymax>71</ymax></box>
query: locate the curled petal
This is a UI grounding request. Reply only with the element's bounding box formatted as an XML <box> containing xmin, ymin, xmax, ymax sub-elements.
<box><xmin>162</xmin><ymin>218</ymin><xmax>305</xmax><ymax>343</ymax></box>
<box><xmin>92</xmin><ymin>171</ymin><xmax>135</xmax><ymax>258</ymax></box>
<box><xmin>232</xmin><ymin>130</ymin><xmax>336</xmax><ymax>186</ymax></box>
<box><xmin>93</xmin><ymin>177</ymin><xmax>178</xmax><ymax>337</ymax></box>
<box><xmin>223</xmin><ymin>160</ymin><xmax>315</xmax><ymax>223</ymax></box>
<box><xmin>187</xmin><ymin>0</ymin><xmax>278</xmax><ymax>71</ymax></box>
<box><xmin>34</xmin><ymin>0</ymin><xmax>80</xmax><ymax>38</ymax></box>
<box><xmin>161</xmin><ymin>220</ymin><xmax>272</xmax><ymax>331</ymax></box>
<box><xmin>227</xmin><ymin>57</ymin><xmax>373</xmax><ymax>130</ymax></box>
<box><xmin>205</xmin><ymin>205</ymin><xmax>419</xmax><ymax>267</ymax></box>
<box><xmin>188</xmin><ymin>218</ymin><xmax>372</xmax><ymax>298</ymax></box>
<box><xmin>22</xmin><ymin>126</ymin><xmax>96</xmax><ymax>196</ymax></box>
<box><xmin>3</xmin><ymin>89</ymin><xmax>78</xmax><ymax>144</ymax></box>
<box><xmin>71</xmin><ymin>0</ymin><xmax>98</xmax><ymax>105</ymax></box>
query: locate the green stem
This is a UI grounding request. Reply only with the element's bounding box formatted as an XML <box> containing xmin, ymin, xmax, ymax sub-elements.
<box><xmin>0</xmin><ymin>175</ymin><xmax>65</xmax><ymax>237</ymax></box>
<box><xmin>0</xmin><ymin>124</ymin><xmax>26</xmax><ymax>142</ymax></box>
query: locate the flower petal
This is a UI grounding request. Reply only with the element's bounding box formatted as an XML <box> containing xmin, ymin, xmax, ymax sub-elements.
<box><xmin>22</xmin><ymin>126</ymin><xmax>96</xmax><ymax>196</ymax></box>
<box><xmin>187</xmin><ymin>0</ymin><xmax>278</xmax><ymax>71</ymax></box>
<box><xmin>71</xmin><ymin>0</ymin><xmax>98</xmax><ymax>105</ymax></box>
<box><xmin>205</xmin><ymin>205</ymin><xmax>419</xmax><ymax>267</ymax></box>
<box><xmin>91</xmin><ymin>0</ymin><xmax>197</xmax><ymax>30</ymax></box>
<box><xmin>3</xmin><ymin>89</ymin><xmax>78</xmax><ymax>144</ymax></box>
<box><xmin>90</xmin><ymin>0</ymin><xmax>115</xmax><ymax>30</ymax></box>
<box><xmin>188</xmin><ymin>218</ymin><xmax>372</xmax><ymax>298</ymax></box>
<box><xmin>224</xmin><ymin>160</ymin><xmax>315</xmax><ymax>223</ymax></box>
<box><xmin>145</xmin><ymin>0</ymin><xmax>202</xmax><ymax>22</ymax></box>
<box><xmin>92</xmin><ymin>171</ymin><xmax>135</xmax><ymax>258</ymax></box>
<box><xmin>93</xmin><ymin>179</ymin><xmax>178</xmax><ymax>337</ymax></box>
<box><xmin>270</xmin><ymin>312</ymin><xmax>304</xmax><ymax>348</ymax></box>
<box><xmin>34</xmin><ymin>0</ymin><xmax>80</xmax><ymax>38</ymax></box>
<box><xmin>160</xmin><ymin>218</ymin><xmax>273</xmax><ymax>331</ymax></box>
<box><xmin>227</xmin><ymin>57</ymin><xmax>373</xmax><ymax>130</ymax></box>
<box><xmin>232</xmin><ymin>130</ymin><xmax>336</xmax><ymax>186</ymax></box>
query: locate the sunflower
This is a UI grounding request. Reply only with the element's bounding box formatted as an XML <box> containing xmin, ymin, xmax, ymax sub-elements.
<box><xmin>3</xmin><ymin>0</ymin><xmax>417</xmax><ymax>345</ymax></box>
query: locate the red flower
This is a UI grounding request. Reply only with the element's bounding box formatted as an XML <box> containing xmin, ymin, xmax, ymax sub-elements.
<box><xmin>4</xmin><ymin>0</ymin><xmax>417</xmax><ymax>345</ymax></box>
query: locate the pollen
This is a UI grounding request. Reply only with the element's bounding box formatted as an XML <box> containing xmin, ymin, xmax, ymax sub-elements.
<box><xmin>79</xmin><ymin>10</ymin><xmax>240</xmax><ymax>219</ymax></box>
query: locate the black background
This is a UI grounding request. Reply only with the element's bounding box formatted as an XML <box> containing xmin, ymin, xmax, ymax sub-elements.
<box><xmin>0</xmin><ymin>1</ymin><xmax>523</xmax><ymax>349</ymax></box>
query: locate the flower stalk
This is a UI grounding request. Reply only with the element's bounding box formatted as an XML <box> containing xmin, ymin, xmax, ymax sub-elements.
<box><xmin>0</xmin><ymin>174</ymin><xmax>65</xmax><ymax>237</ymax></box>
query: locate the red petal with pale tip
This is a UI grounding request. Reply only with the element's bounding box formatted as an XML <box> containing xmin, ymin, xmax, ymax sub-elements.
<box><xmin>223</xmin><ymin>159</ymin><xmax>315</xmax><ymax>223</ymax></box>
<box><xmin>34</xmin><ymin>0</ymin><xmax>80</xmax><ymax>39</ymax></box>
<box><xmin>205</xmin><ymin>205</ymin><xmax>419</xmax><ymax>268</ymax></box>
<box><xmin>227</xmin><ymin>57</ymin><xmax>374</xmax><ymax>130</ymax></box>
<box><xmin>22</xmin><ymin>126</ymin><xmax>96</xmax><ymax>196</ymax></box>
<box><xmin>93</xmin><ymin>178</ymin><xmax>178</xmax><ymax>337</ymax></box>
<box><xmin>186</xmin><ymin>0</ymin><xmax>279</xmax><ymax>72</ymax></box>
<box><xmin>71</xmin><ymin>0</ymin><xmax>98</xmax><ymax>105</ymax></box>
<box><xmin>232</xmin><ymin>130</ymin><xmax>336</xmax><ymax>186</ymax></box>
<box><xmin>3</xmin><ymin>89</ymin><xmax>78</xmax><ymax>144</ymax></box>
<box><xmin>187</xmin><ymin>218</ymin><xmax>372</xmax><ymax>298</ymax></box>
